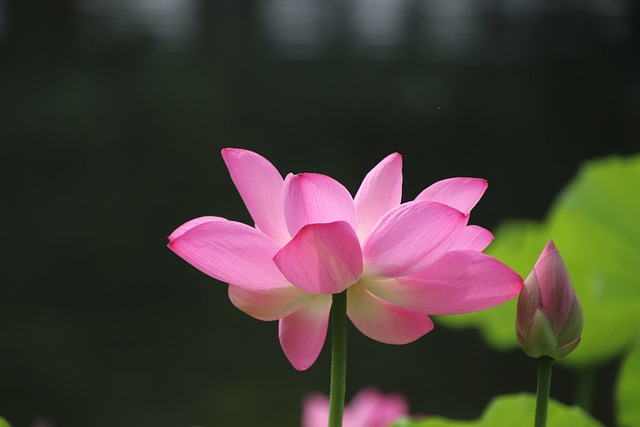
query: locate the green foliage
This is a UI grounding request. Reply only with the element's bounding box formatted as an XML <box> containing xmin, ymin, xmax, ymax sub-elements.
<box><xmin>437</xmin><ymin>154</ymin><xmax>640</xmax><ymax>368</ymax></box>
<box><xmin>392</xmin><ymin>394</ymin><xmax>602</xmax><ymax>427</ymax></box>
<box><xmin>617</xmin><ymin>342</ymin><xmax>640</xmax><ymax>427</ymax></box>
<box><xmin>0</xmin><ymin>418</ymin><xmax>12</xmax><ymax>427</ymax></box>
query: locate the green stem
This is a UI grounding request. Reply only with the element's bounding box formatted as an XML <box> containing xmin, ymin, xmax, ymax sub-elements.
<box><xmin>535</xmin><ymin>356</ymin><xmax>554</xmax><ymax>427</ymax></box>
<box><xmin>328</xmin><ymin>290</ymin><xmax>348</xmax><ymax>427</ymax></box>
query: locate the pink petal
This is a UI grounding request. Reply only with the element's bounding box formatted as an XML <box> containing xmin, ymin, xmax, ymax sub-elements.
<box><xmin>168</xmin><ymin>216</ymin><xmax>227</xmax><ymax>241</ymax></box>
<box><xmin>517</xmin><ymin>269</ymin><xmax>543</xmax><ymax>338</ymax></box>
<box><xmin>347</xmin><ymin>283</ymin><xmax>434</xmax><ymax>344</ymax></box>
<box><xmin>228</xmin><ymin>285</ymin><xmax>314</xmax><ymax>321</ymax></box>
<box><xmin>168</xmin><ymin>220</ymin><xmax>289</xmax><ymax>290</ymax></box>
<box><xmin>221</xmin><ymin>148</ymin><xmax>290</xmax><ymax>246</ymax></box>
<box><xmin>347</xmin><ymin>388</ymin><xmax>408</xmax><ymax>427</ymax></box>
<box><xmin>539</xmin><ymin>239</ymin><xmax>558</xmax><ymax>260</ymax></box>
<box><xmin>279</xmin><ymin>295</ymin><xmax>332</xmax><ymax>371</ymax></box>
<box><xmin>363</xmin><ymin>201</ymin><xmax>468</xmax><ymax>278</ymax></box>
<box><xmin>302</xmin><ymin>393</ymin><xmax>330</xmax><ymax>427</ymax></box>
<box><xmin>534</xmin><ymin>241</ymin><xmax>575</xmax><ymax>333</ymax></box>
<box><xmin>373</xmin><ymin>251</ymin><xmax>523</xmax><ymax>315</ymax></box>
<box><xmin>415</xmin><ymin>177</ymin><xmax>488</xmax><ymax>215</ymax></box>
<box><xmin>448</xmin><ymin>225</ymin><xmax>494</xmax><ymax>251</ymax></box>
<box><xmin>354</xmin><ymin>153</ymin><xmax>403</xmax><ymax>241</ymax></box>
<box><xmin>273</xmin><ymin>222</ymin><xmax>363</xmax><ymax>294</ymax></box>
<box><xmin>283</xmin><ymin>173</ymin><xmax>358</xmax><ymax>237</ymax></box>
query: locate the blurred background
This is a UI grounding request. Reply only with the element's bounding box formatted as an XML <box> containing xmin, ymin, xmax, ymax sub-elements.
<box><xmin>1</xmin><ymin>0</ymin><xmax>638</xmax><ymax>426</ymax></box>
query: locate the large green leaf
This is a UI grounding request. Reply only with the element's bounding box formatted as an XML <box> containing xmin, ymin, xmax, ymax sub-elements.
<box><xmin>392</xmin><ymin>394</ymin><xmax>602</xmax><ymax>427</ymax></box>
<box><xmin>0</xmin><ymin>418</ymin><xmax>12</xmax><ymax>427</ymax></box>
<box><xmin>617</xmin><ymin>342</ymin><xmax>640</xmax><ymax>427</ymax></box>
<box><xmin>437</xmin><ymin>154</ymin><xmax>640</xmax><ymax>368</ymax></box>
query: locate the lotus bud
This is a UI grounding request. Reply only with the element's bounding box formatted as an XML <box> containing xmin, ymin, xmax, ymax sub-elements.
<box><xmin>516</xmin><ymin>241</ymin><xmax>583</xmax><ymax>360</ymax></box>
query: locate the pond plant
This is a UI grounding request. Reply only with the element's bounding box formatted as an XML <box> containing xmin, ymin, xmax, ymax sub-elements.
<box><xmin>168</xmin><ymin>148</ymin><xmax>640</xmax><ymax>427</ymax></box>
<box><xmin>6</xmin><ymin>151</ymin><xmax>636</xmax><ymax>427</ymax></box>
<box><xmin>167</xmin><ymin>148</ymin><xmax>629</xmax><ymax>427</ymax></box>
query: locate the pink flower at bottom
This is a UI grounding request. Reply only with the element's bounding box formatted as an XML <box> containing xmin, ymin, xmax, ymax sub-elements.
<box><xmin>168</xmin><ymin>148</ymin><xmax>523</xmax><ymax>370</ymax></box>
<box><xmin>302</xmin><ymin>388</ymin><xmax>408</xmax><ymax>427</ymax></box>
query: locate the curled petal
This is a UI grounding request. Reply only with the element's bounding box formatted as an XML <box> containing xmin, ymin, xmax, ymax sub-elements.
<box><xmin>521</xmin><ymin>309</ymin><xmax>559</xmax><ymax>358</ymax></box>
<box><xmin>354</xmin><ymin>153</ymin><xmax>403</xmax><ymax>241</ymax></box>
<box><xmin>283</xmin><ymin>173</ymin><xmax>358</xmax><ymax>237</ymax></box>
<box><xmin>222</xmin><ymin>148</ymin><xmax>290</xmax><ymax>246</ymax></box>
<box><xmin>415</xmin><ymin>177</ymin><xmax>488</xmax><ymax>215</ymax></box>
<box><xmin>279</xmin><ymin>295</ymin><xmax>332</xmax><ymax>371</ymax></box>
<box><xmin>363</xmin><ymin>201</ymin><xmax>468</xmax><ymax>278</ymax></box>
<box><xmin>375</xmin><ymin>251</ymin><xmax>523</xmax><ymax>315</ymax></box>
<box><xmin>347</xmin><ymin>283</ymin><xmax>434</xmax><ymax>344</ymax></box>
<box><xmin>274</xmin><ymin>222</ymin><xmax>363</xmax><ymax>294</ymax></box>
<box><xmin>168</xmin><ymin>220</ymin><xmax>288</xmax><ymax>290</ymax></box>
<box><xmin>228</xmin><ymin>285</ymin><xmax>314</xmax><ymax>321</ymax></box>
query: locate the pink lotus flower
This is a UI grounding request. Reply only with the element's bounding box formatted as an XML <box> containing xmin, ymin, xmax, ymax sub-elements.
<box><xmin>302</xmin><ymin>388</ymin><xmax>408</xmax><ymax>427</ymax></box>
<box><xmin>168</xmin><ymin>148</ymin><xmax>523</xmax><ymax>370</ymax></box>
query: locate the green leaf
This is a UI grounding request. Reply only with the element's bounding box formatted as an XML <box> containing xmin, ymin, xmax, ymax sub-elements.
<box><xmin>437</xmin><ymin>154</ymin><xmax>640</xmax><ymax>368</ymax></box>
<box><xmin>392</xmin><ymin>394</ymin><xmax>602</xmax><ymax>427</ymax></box>
<box><xmin>0</xmin><ymin>418</ymin><xmax>13</xmax><ymax>427</ymax></box>
<box><xmin>617</xmin><ymin>341</ymin><xmax>640</xmax><ymax>427</ymax></box>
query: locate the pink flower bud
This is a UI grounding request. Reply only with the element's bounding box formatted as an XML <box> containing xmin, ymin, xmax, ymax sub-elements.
<box><xmin>516</xmin><ymin>241</ymin><xmax>583</xmax><ymax>360</ymax></box>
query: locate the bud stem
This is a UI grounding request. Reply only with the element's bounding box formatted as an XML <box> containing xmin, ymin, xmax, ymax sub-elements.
<box><xmin>535</xmin><ymin>356</ymin><xmax>554</xmax><ymax>427</ymax></box>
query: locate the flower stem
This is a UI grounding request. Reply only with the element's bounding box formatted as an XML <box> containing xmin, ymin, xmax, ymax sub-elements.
<box><xmin>535</xmin><ymin>356</ymin><xmax>554</xmax><ymax>427</ymax></box>
<box><xmin>328</xmin><ymin>290</ymin><xmax>348</xmax><ymax>427</ymax></box>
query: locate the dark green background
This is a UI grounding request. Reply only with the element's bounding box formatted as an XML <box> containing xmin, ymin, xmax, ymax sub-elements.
<box><xmin>1</xmin><ymin>1</ymin><xmax>638</xmax><ymax>426</ymax></box>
